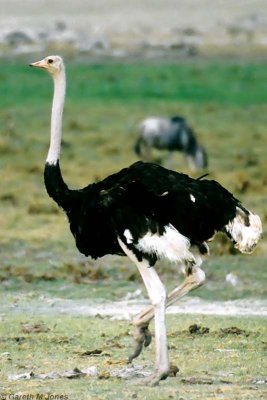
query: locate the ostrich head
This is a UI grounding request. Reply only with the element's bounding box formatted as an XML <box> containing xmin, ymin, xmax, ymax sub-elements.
<box><xmin>29</xmin><ymin>55</ymin><xmax>64</xmax><ymax>78</ymax></box>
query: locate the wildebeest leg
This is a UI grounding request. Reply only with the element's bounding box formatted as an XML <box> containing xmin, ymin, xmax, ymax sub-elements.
<box><xmin>141</xmin><ymin>142</ymin><xmax>152</xmax><ymax>161</ymax></box>
<box><xmin>185</xmin><ymin>154</ymin><xmax>197</xmax><ymax>171</ymax></box>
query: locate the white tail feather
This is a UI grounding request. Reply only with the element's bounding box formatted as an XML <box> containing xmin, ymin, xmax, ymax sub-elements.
<box><xmin>226</xmin><ymin>207</ymin><xmax>262</xmax><ymax>254</ymax></box>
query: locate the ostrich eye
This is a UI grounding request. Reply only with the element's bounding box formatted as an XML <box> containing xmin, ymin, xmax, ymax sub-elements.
<box><xmin>48</xmin><ymin>59</ymin><xmax>53</xmax><ymax>64</ymax></box>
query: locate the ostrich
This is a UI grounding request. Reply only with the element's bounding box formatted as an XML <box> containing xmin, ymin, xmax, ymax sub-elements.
<box><xmin>135</xmin><ymin>116</ymin><xmax>208</xmax><ymax>170</ymax></box>
<box><xmin>29</xmin><ymin>55</ymin><xmax>262</xmax><ymax>386</ymax></box>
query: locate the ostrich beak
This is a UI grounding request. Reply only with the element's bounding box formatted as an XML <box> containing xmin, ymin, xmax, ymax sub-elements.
<box><xmin>29</xmin><ymin>59</ymin><xmax>48</xmax><ymax>69</ymax></box>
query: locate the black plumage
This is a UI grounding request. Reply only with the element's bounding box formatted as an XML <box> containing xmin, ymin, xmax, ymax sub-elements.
<box><xmin>44</xmin><ymin>160</ymin><xmax>240</xmax><ymax>264</ymax></box>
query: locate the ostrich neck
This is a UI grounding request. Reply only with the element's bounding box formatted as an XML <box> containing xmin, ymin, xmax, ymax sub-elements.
<box><xmin>46</xmin><ymin>69</ymin><xmax>66</xmax><ymax>165</ymax></box>
<box><xmin>44</xmin><ymin>66</ymin><xmax>72</xmax><ymax>211</ymax></box>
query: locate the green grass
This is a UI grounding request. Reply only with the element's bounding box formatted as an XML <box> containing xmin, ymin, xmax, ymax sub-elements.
<box><xmin>1</xmin><ymin>61</ymin><xmax>267</xmax><ymax>107</ymax></box>
<box><xmin>0</xmin><ymin>57</ymin><xmax>267</xmax><ymax>397</ymax></box>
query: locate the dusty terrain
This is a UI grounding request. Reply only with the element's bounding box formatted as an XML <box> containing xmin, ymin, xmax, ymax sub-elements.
<box><xmin>1</xmin><ymin>0</ymin><xmax>267</xmax><ymax>58</ymax></box>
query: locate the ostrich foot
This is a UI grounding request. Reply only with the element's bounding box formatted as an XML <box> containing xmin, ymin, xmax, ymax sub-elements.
<box><xmin>128</xmin><ymin>324</ymin><xmax>152</xmax><ymax>363</ymax></box>
<box><xmin>132</xmin><ymin>370</ymin><xmax>169</xmax><ymax>387</ymax></box>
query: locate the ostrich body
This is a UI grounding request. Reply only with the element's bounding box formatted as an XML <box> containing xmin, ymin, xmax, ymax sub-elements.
<box><xmin>30</xmin><ymin>56</ymin><xmax>262</xmax><ymax>386</ymax></box>
<box><xmin>135</xmin><ymin>116</ymin><xmax>208</xmax><ymax>170</ymax></box>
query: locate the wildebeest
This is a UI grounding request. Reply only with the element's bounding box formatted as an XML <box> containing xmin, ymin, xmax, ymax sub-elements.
<box><xmin>134</xmin><ymin>116</ymin><xmax>208</xmax><ymax>170</ymax></box>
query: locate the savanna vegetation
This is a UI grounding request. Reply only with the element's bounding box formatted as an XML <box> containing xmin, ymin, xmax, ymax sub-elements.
<box><xmin>0</xmin><ymin>57</ymin><xmax>266</xmax><ymax>399</ymax></box>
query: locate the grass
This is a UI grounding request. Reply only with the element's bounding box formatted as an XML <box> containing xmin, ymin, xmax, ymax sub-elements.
<box><xmin>2</xmin><ymin>60</ymin><xmax>267</xmax><ymax>107</ymax></box>
<box><xmin>0</xmin><ymin>56</ymin><xmax>267</xmax><ymax>397</ymax></box>
<box><xmin>0</xmin><ymin>314</ymin><xmax>266</xmax><ymax>399</ymax></box>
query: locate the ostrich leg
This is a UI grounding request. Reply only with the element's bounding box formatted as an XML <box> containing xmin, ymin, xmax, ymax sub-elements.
<box><xmin>118</xmin><ymin>239</ymin><xmax>169</xmax><ymax>386</ymax></box>
<box><xmin>128</xmin><ymin>263</ymin><xmax>206</xmax><ymax>363</ymax></box>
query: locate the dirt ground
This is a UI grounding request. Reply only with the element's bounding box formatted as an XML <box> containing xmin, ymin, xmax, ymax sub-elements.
<box><xmin>1</xmin><ymin>0</ymin><xmax>266</xmax><ymax>32</ymax></box>
<box><xmin>1</xmin><ymin>294</ymin><xmax>267</xmax><ymax>319</ymax></box>
<box><xmin>1</xmin><ymin>0</ymin><xmax>267</xmax><ymax>56</ymax></box>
